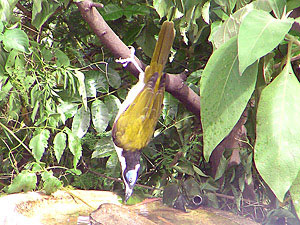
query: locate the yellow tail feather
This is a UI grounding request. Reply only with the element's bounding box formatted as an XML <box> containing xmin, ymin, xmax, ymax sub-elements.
<box><xmin>112</xmin><ymin>21</ymin><xmax>175</xmax><ymax>151</ymax></box>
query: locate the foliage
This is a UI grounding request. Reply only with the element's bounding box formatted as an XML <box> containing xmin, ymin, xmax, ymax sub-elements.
<box><xmin>1</xmin><ymin>0</ymin><xmax>300</xmax><ymax>223</ymax></box>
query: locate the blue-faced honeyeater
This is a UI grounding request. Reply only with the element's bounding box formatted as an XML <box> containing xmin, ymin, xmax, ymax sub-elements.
<box><xmin>112</xmin><ymin>21</ymin><xmax>175</xmax><ymax>201</ymax></box>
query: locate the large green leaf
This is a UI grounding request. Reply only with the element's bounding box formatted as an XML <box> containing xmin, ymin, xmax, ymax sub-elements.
<box><xmin>91</xmin><ymin>99</ymin><xmax>110</xmax><ymax>133</ymax></box>
<box><xmin>200</xmin><ymin>36</ymin><xmax>258</xmax><ymax>161</ymax></box>
<box><xmin>238</xmin><ymin>9</ymin><xmax>293</xmax><ymax>74</ymax></box>
<box><xmin>3</xmin><ymin>29</ymin><xmax>30</xmax><ymax>53</ymax></box>
<box><xmin>29</xmin><ymin>129</ymin><xmax>50</xmax><ymax>162</ymax></box>
<box><xmin>7</xmin><ymin>170</ymin><xmax>37</xmax><ymax>193</ymax></box>
<box><xmin>210</xmin><ymin>0</ymin><xmax>272</xmax><ymax>49</ymax></box>
<box><xmin>72</xmin><ymin>106</ymin><xmax>90</xmax><ymax>138</ymax></box>
<box><xmin>254</xmin><ymin>63</ymin><xmax>300</xmax><ymax>202</ymax></box>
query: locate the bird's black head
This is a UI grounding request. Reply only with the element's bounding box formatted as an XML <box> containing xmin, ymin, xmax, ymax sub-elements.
<box><xmin>114</xmin><ymin>145</ymin><xmax>141</xmax><ymax>202</ymax></box>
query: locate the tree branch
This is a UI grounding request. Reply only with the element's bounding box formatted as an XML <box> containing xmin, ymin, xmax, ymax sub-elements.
<box><xmin>75</xmin><ymin>0</ymin><xmax>200</xmax><ymax>117</ymax></box>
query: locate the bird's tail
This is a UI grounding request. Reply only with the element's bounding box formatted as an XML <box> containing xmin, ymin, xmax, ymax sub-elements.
<box><xmin>144</xmin><ymin>21</ymin><xmax>175</xmax><ymax>86</ymax></box>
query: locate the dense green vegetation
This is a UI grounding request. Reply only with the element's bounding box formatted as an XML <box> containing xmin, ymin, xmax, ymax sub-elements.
<box><xmin>1</xmin><ymin>0</ymin><xmax>300</xmax><ymax>223</ymax></box>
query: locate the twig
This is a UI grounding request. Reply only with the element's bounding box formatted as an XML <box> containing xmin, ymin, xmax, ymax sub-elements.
<box><xmin>274</xmin><ymin>54</ymin><xmax>300</xmax><ymax>69</ymax></box>
<box><xmin>214</xmin><ymin>193</ymin><xmax>270</xmax><ymax>207</ymax></box>
<box><xmin>0</xmin><ymin>122</ymin><xmax>32</xmax><ymax>156</ymax></box>
<box><xmin>83</xmin><ymin>161</ymin><xmax>163</xmax><ymax>191</ymax></box>
<box><xmin>62</xmin><ymin>187</ymin><xmax>96</xmax><ymax>210</ymax></box>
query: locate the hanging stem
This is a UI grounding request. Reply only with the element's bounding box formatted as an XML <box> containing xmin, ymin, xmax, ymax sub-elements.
<box><xmin>286</xmin><ymin>40</ymin><xmax>292</xmax><ymax>65</ymax></box>
<box><xmin>0</xmin><ymin>122</ymin><xmax>33</xmax><ymax>156</ymax></box>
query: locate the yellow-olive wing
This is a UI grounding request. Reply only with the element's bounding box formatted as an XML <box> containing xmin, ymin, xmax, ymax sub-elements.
<box><xmin>112</xmin><ymin>73</ymin><xmax>165</xmax><ymax>150</ymax></box>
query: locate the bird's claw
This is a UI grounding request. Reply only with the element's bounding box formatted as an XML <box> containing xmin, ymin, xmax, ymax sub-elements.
<box><xmin>116</xmin><ymin>46</ymin><xmax>144</xmax><ymax>74</ymax></box>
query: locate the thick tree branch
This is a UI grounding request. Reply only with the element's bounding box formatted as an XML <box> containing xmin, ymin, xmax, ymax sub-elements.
<box><xmin>75</xmin><ymin>0</ymin><xmax>200</xmax><ymax>117</ymax></box>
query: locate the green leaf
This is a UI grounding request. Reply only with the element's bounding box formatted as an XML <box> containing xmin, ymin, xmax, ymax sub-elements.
<box><xmin>41</xmin><ymin>171</ymin><xmax>62</xmax><ymax>195</ymax></box>
<box><xmin>91</xmin><ymin>136</ymin><xmax>115</xmax><ymax>158</ymax></box>
<box><xmin>0</xmin><ymin>79</ymin><xmax>12</xmax><ymax>101</ymax></box>
<box><xmin>251</xmin><ymin>0</ymin><xmax>273</xmax><ymax>11</ymax></box>
<box><xmin>64</xmin><ymin>127</ymin><xmax>82</xmax><ymax>168</ymax></box>
<box><xmin>53</xmin><ymin>132</ymin><xmax>67</xmax><ymax>163</ymax></box>
<box><xmin>72</xmin><ymin>106</ymin><xmax>90</xmax><ymax>138</ymax></box>
<box><xmin>0</xmin><ymin>0</ymin><xmax>18</xmax><ymax>22</ymax></box>
<box><xmin>287</xmin><ymin>0</ymin><xmax>300</xmax><ymax>12</ymax></box>
<box><xmin>163</xmin><ymin>184</ymin><xmax>180</xmax><ymax>206</ymax></box>
<box><xmin>29</xmin><ymin>129</ymin><xmax>50</xmax><ymax>162</ymax></box>
<box><xmin>215</xmin><ymin>0</ymin><xmax>237</xmax><ymax>14</ymax></box>
<box><xmin>14</xmin><ymin>54</ymin><xmax>26</xmax><ymax>78</ymax></box>
<box><xmin>153</xmin><ymin>0</ymin><xmax>175</xmax><ymax>18</ymax></box>
<box><xmin>173</xmin><ymin>163</ymin><xmax>194</xmax><ymax>176</ymax></box>
<box><xmin>238</xmin><ymin>9</ymin><xmax>293</xmax><ymax>74</ymax></box>
<box><xmin>32</xmin><ymin>0</ymin><xmax>59</xmax><ymax>29</ymax></box>
<box><xmin>3</xmin><ymin>29</ymin><xmax>30</xmax><ymax>53</ymax></box>
<box><xmin>211</xmin><ymin>0</ymin><xmax>272</xmax><ymax>49</ymax></box>
<box><xmin>214</xmin><ymin>155</ymin><xmax>229</xmax><ymax>180</ymax></box>
<box><xmin>91</xmin><ymin>99</ymin><xmax>110</xmax><ymax>133</ymax></box>
<box><xmin>104</xmin><ymin>66</ymin><xmax>121</xmax><ymax>89</ymax></box>
<box><xmin>8</xmin><ymin>91</ymin><xmax>21</xmax><ymax>120</ymax></box>
<box><xmin>254</xmin><ymin>63</ymin><xmax>300</xmax><ymax>202</ymax></box>
<box><xmin>5</xmin><ymin>49</ymin><xmax>18</xmax><ymax>75</ymax></box>
<box><xmin>55</xmin><ymin>49</ymin><xmax>70</xmax><ymax>67</ymax></box>
<box><xmin>85</xmin><ymin>70</ymin><xmax>109</xmax><ymax>97</ymax></box>
<box><xmin>136</xmin><ymin>25</ymin><xmax>157</xmax><ymax>57</ymax></box>
<box><xmin>7</xmin><ymin>170</ymin><xmax>37</xmax><ymax>193</ymax></box>
<box><xmin>104</xmin><ymin>95</ymin><xmax>121</xmax><ymax>125</ymax></box>
<box><xmin>57</xmin><ymin>101</ymin><xmax>78</xmax><ymax>123</ymax></box>
<box><xmin>268</xmin><ymin>0</ymin><xmax>286</xmax><ymax>19</ymax></box>
<box><xmin>202</xmin><ymin>1</ymin><xmax>210</xmax><ymax>24</ymax></box>
<box><xmin>74</xmin><ymin>70</ymin><xmax>88</xmax><ymax>109</ymax></box>
<box><xmin>99</xmin><ymin>4</ymin><xmax>123</xmax><ymax>21</ymax></box>
<box><xmin>105</xmin><ymin>152</ymin><xmax>120</xmax><ymax>177</ymax></box>
<box><xmin>200</xmin><ymin>36</ymin><xmax>258</xmax><ymax>161</ymax></box>
<box><xmin>123</xmin><ymin>23</ymin><xmax>144</xmax><ymax>46</ymax></box>
<box><xmin>211</xmin><ymin>5</ymin><xmax>253</xmax><ymax>49</ymax></box>
<box><xmin>290</xmin><ymin>172</ymin><xmax>300</xmax><ymax>220</ymax></box>
<box><xmin>123</xmin><ymin>5</ymin><xmax>149</xmax><ymax>19</ymax></box>
<box><xmin>193</xmin><ymin>165</ymin><xmax>209</xmax><ymax>177</ymax></box>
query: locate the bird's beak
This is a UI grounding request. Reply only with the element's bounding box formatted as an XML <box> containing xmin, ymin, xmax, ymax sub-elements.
<box><xmin>125</xmin><ymin>187</ymin><xmax>133</xmax><ymax>202</ymax></box>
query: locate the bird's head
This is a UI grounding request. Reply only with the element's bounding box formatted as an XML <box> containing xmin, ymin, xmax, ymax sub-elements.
<box><xmin>114</xmin><ymin>144</ymin><xmax>141</xmax><ymax>202</ymax></box>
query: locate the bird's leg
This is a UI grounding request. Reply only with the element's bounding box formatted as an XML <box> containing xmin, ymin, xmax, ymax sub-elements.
<box><xmin>116</xmin><ymin>46</ymin><xmax>144</xmax><ymax>74</ymax></box>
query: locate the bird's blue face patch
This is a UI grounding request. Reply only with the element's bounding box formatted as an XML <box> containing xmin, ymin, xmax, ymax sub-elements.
<box><xmin>125</xmin><ymin>170</ymin><xmax>138</xmax><ymax>188</ymax></box>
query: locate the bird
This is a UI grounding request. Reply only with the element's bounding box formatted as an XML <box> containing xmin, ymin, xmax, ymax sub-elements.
<box><xmin>112</xmin><ymin>21</ymin><xmax>175</xmax><ymax>202</ymax></box>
